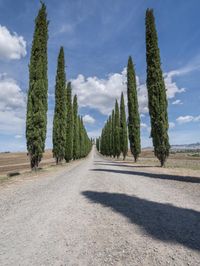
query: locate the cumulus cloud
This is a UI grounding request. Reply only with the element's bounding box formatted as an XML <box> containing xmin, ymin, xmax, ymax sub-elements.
<box><xmin>0</xmin><ymin>109</ymin><xmax>24</xmax><ymax>134</ymax></box>
<box><xmin>71</xmin><ymin>68</ymin><xmax>148</xmax><ymax>115</ymax></box>
<box><xmin>0</xmin><ymin>74</ymin><xmax>26</xmax><ymax>134</ymax></box>
<box><xmin>71</xmin><ymin>68</ymin><xmax>127</xmax><ymax>115</ymax></box>
<box><xmin>0</xmin><ymin>25</ymin><xmax>26</xmax><ymax>60</ymax></box>
<box><xmin>71</xmin><ymin>67</ymin><xmax>186</xmax><ymax>116</ymax></box>
<box><xmin>83</xmin><ymin>114</ymin><xmax>95</xmax><ymax>124</ymax></box>
<box><xmin>0</xmin><ymin>74</ymin><xmax>26</xmax><ymax>111</ymax></box>
<box><xmin>176</xmin><ymin>115</ymin><xmax>200</xmax><ymax>124</ymax></box>
<box><xmin>164</xmin><ymin>72</ymin><xmax>186</xmax><ymax>99</ymax></box>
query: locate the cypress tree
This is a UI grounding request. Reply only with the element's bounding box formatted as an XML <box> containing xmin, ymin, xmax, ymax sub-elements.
<box><xmin>111</xmin><ymin>109</ymin><xmax>115</xmax><ymax>157</ymax></box>
<box><xmin>26</xmin><ymin>2</ymin><xmax>48</xmax><ymax>169</ymax></box>
<box><xmin>100</xmin><ymin>117</ymin><xmax>112</xmax><ymax>157</ymax></box>
<box><xmin>65</xmin><ymin>82</ymin><xmax>73</xmax><ymax>162</ymax></box>
<box><xmin>146</xmin><ymin>9</ymin><xmax>170</xmax><ymax>166</ymax></box>
<box><xmin>52</xmin><ymin>47</ymin><xmax>67</xmax><ymax>164</ymax></box>
<box><xmin>108</xmin><ymin>115</ymin><xmax>112</xmax><ymax>156</ymax></box>
<box><xmin>98</xmin><ymin>137</ymin><xmax>101</xmax><ymax>153</ymax></box>
<box><xmin>73</xmin><ymin>95</ymin><xmax>79</xmax><ymax>160</ymax></box>
<box><xmin>120</xmin><ymin>92</ymin><xmax>128</xmax><ymax>160</ymax></box>
<box><xmin>101</xmin><ymin>128</ymin><xmax>106</xmax><ymax>156</ymax></box>
<box><xmin>78</xmin><ymin>116</ymin><xmax>84</xmax><ymax>158</ymax></box>
<box><xmin>96</xmin><ymin>138</ymin><xmax>100</xmax><ymax>151</ymax></box>
<box><xmin>82</xmin><ymin>118</ymin><xmax>86</xmax><ymax>157</ymax></box>
<box><xmin>127</xmin><ymin>56</ymin><xmax>141</xmax><ymax>162</ymax></box>
<box><xmin>114</xmin><ymin>100</ymin><xmax>121</xmax><ymax>158</ymax></box>
<box><xmin>104</xmin><ymin>119</ymin><xmax>110</xmax><ymax>156</ymax></box>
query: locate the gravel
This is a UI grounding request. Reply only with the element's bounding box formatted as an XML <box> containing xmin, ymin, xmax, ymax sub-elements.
<box><xmin>0</xmin><ymin>147</ymin><xmax>200</xmax><ymax>266</ymax></box>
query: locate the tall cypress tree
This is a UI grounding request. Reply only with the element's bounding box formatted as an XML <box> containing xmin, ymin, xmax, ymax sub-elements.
<box><xmin>120</xmin><ymin>92</ymin><xmax>128</xmax><ymax>160</ymax></box>
<box><xmin>65</xmin><ymin>82</ymin><xmax>73</xmax><ymax>162</ymax></box>
<box><xmin>73</xmin><ymin>95</ymin><xmax>79</xmax><ymax>160</ymax></box>
<box><xmin>52</xmin><ymin>47</ymin><xmax>67</xmax><ymax>164</ymax></box>
<box><xmin>127</xmin><ymin>56</ymin><xmax>141</xmax><ymax>162</ymax></box>
<box><xmin>111</xmin><ymin>109</ymin><xmax>115</xmax><ymax>157</ymax></box>
<box><xmin>78</xmin><ymin>116</ymin><xmax>83</xmax><ymax>158</ymax></box>
<box><xmin>146</xmin><ymin>9</ymin><xmax>170</xmax><ymax>166</ymax></box>
<box><xmin>114</xmin><ymin>100</ymin><xmax>121</xmax><ymax>158</ymax></box>
<box><xmin>26</xmin><ymin>2</ymin><xmax>48</xmax><ymax>169</ymax></box>
<box><xmin>96</xmin><ymin>138</ymin><xmax>100</xmax><ymax>151</ymax></box>
<box><xmin>108</xmin><ymin>115</ymin><xmax>112</xmax><ymax>157</ymax></box>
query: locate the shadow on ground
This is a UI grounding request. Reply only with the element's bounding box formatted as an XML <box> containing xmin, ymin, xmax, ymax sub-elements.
<box><xmin>94</xmin><ymin>162</ymin><xmax>155</xmax><ymax>168</ymax></box>
<box><xmin>91</xmin><ymin>168</ymin><xmax>200</xmax><ymax>184</ymax></box>
<box><xmin>82</xmin><ymin>191</ymin><xmax>200</xmax><ymax>251</ymax></box>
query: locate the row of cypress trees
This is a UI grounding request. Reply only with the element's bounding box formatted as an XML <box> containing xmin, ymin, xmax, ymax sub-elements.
<box><xmin>52</xmin><ymin>48</ymin><xmax>92</xmax><ymax>164</ymax></box>
<box><xmin>99</xmin><ymin>9</ymin><xmax>170</xmax><ymax>167</ymax></box>
<box><xmin>26</xmin><ymin>3</ymin><xmax>91</xmax><ymax>169</ymax></box>
<box><xmin>98</xmin><ymin>93</ymin><xmax>128</xmax><ymax>160</ymax></box>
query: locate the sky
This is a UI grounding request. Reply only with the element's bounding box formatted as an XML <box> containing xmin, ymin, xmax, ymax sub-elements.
<box><xmin>0</xmin><ymin>0</ymin><xmax>200</xmax><ymax>152</ymax></box>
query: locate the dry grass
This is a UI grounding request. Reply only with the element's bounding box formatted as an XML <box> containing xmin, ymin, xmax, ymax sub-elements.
<box><xmin>0</xmin><ymin>150</ymin><xmax>54</xmax><ymax>176</ymax></box>
<box><xmin>125</xmin><ymin>149</ymin><xmax>200</xmax><ymax>170</ymax></box>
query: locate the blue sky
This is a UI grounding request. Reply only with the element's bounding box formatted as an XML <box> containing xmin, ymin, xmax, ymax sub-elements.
<box><xmin>0</xmin><ymin>0</ymin><xmax>200</xmax><ymax>151</ymax></box>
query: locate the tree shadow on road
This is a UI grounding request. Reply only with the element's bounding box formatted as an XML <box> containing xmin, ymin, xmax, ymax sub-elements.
<box><xmin>91</xmin><ymin>168</ymin><xmax>200</xmax><ymax>184</ymax></box>
<box><xmin>94</xmin><ymin>162</ymin><xmax>155</xmax><ymax>168</ymax></box>
<box><xmin>82</xmin><ymin>191</ymin><xmax>200</xmax><ymax>251</ymax></box>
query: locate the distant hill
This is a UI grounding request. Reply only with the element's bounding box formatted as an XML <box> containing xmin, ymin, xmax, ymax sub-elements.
<box><xmin>143</xmin><ymin>142</ymin><xmax>200</xmax><ymax>151</ymax></box>
<box><xmin>171</xmin><ymin>143</ymin><xmax>200</xmax><ymax>151</ymax></box>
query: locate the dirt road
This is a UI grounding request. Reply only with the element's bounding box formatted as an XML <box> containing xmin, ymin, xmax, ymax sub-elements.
<box><xmin>0</xmin><ymin>147</ymin><xmax>200</xmax><ymax>265</ymax></box>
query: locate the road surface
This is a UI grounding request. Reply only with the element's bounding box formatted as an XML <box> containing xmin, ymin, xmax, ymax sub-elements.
<box><xmin>0</xmin><ymin>147</ymin><xmax>200</xmax><ymax>265</ymax></box>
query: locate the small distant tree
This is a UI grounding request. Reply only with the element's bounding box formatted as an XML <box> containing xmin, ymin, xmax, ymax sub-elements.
<box><xmin>120</xmin><ymin>92</ymin><xmax>128</xmax><ymax>160</ymax></box>
<box><xmin>26</xmin><ymin>2</ymin><xmax>48</xmax><ymax>170</ymax></box>
<box><xmin>78</xmin><ymin>116</ymin><xmax>84</xmax><ymax>158</ymax></box>
<box><xmin>114</xmin><ymin>100</ymin><xmax>121</xmax><ymax>158</ymax></box>
<box><xmin>52</xmin><ymin>47</ymin><xmax>67</xmax><ymax>164</ymax></box>
<box><xmin>73</xmin><ymin>95</ymin><xmax>79</xmax><ymax>160</ymax></box>
<box><xmin>127</xmin><ymin>56</ymin><xmax>141</xmax><ymax>162</ymax></box>
<box><xmin>108</xmin><ymin>115</ymin><xmax>112</xmax><ymax>156</ymax></box>
<box><xmin>146</xmin><ymin>9</ymin><xmax>170</xmax><ymax>166</ymax></box>
<box><xmin>111</xmin><ymin>109</ymin><xmax>115</xmax><ymax>157</ymax></box>
<box><xmin>96</xmin><ymin>138</ymin><xmax>100</xmax><ymax>151</ymax></box>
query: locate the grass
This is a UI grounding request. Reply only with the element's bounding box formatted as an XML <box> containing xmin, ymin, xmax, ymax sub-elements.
<box><xmin>124</xmin><ymin>150</ymin><xmax>200</xmax><ymax>171</ymax></box>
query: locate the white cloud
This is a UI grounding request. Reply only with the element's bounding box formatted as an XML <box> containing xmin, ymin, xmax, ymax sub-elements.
<box><xmin>71</xmin><ymin>68</ymin><xmax>148</xmax><ymax>115</ymax></box>
<box><xmin>136</xmin><ymin>77</ymin><xmax>149</xmax><ymax>114</ymax></box>
<box><xmin>167</xmin><ymin>56</ymin><xmax>200</xmax><ymax>78</ymax></box>
<box><xmin>71</xmin><ymin>66</ymin><xmax>187</xmax><ymax>116</ymax></box>
<box><xmin>176</xmin><ymin>115</ymin><xmax>200</xmax><ymax>124</ymax></box>
<box><xmin>0</xmin><ymin>74</ymin><xmax>26</xmax><ymax>135</ymax></box>
<box><xmin>82</xmin><ymin>114</ymin><xmax>95</xmax><ymax>124</ymax></box>
<box><xmin>0</xmin><ymin>110</ymin><xmax>25</xmax><ymax>134</ymax></box>
<box><xmin>0</xmin><ymin>25</ymin><xmax>26</xmax><ymax>60</ymax></box>
<box><xmin>164</xmin><ymin>72</ymin><xmax>186</xmax><ymax>99</ymax></box>
<box><xmin>71</xmin><ymin>68</ymin><xmax>127</xmax><ymax>115</ymax></box>
<box><xmin>0</xmin><ymin>74</ymin><xmax>26</xmax><ymax>111</ymax></box>
<box><xmin>172</xmin><ymin>99</ymin><xmax>182</xmax><ymax>105</ymax></box>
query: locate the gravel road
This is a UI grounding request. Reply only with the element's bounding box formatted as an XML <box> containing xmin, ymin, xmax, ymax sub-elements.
<box><xmin>0</xmin><ymin>147</ymin><xmax>200</xmax><ymax>266</ymax></box>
